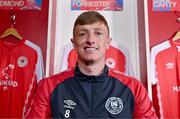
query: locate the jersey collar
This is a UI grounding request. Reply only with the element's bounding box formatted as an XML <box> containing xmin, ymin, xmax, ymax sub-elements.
<box><xmin>169</xmin><ymin>39</ymin><xmax>180</xmax><ymax>52</ymax></box>
<box><xmin>0</xmin><ymin>37</ymin><xmax>26</xmax><ymax>48</ymax></box>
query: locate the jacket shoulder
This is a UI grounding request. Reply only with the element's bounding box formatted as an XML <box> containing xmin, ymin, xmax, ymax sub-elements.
<box><xmin>108</xmin><ymin>69</ymin><xmax>144</xmax><ymax>96</ymax></box>
<box><xmin>38</xmin><ymin>68</ymin><xmax>75</xmax><ymax>93</ymax></box>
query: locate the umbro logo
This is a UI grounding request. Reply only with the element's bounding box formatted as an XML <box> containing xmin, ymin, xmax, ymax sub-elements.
<box><xmin>64</xmin><ymin>100</ymin><xmax>77</xmax><ymax>109</ymax></box>
<box><xmin>166</xmin><ymin>62</ymin><xmax>175</xmax><ymax>69</ymax></box>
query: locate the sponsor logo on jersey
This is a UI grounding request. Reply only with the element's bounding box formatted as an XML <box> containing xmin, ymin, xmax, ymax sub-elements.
<box><xmin>2</xmin><ymin>64</ymin><xmax>14</xmax><ymax>80</ymax></box>
<box><xmin>17</xmin><ymin>56</ymin><xmax>28</xmax><ymax>67</ymax></box>
<box><xmin>105</xmin><ymin>58</ymin><xmax>116</xmax><ymax>69</ymax></box>
<box><xmin>105</xmin><ymin>97</ymin><xmax>123</xmax><ymax>115</ymax></box>
<box><xmin>165</xmin><ymin>62</ymin><xmax>175</xmax><ymax>69</ymax></box>
<box><xmin>64</xmin><ymin>99</ymin><xmax>77</xmax><ymax>109</ymax></box>
<box><xmin>1</xmin><ymin>64</ymin><xmax>18</xmax><ymax>91</ymax></box>
<box><xmin>0</xmin><ymin>80</ymin><xmax>18</xmax><ymax>90</ymax></box>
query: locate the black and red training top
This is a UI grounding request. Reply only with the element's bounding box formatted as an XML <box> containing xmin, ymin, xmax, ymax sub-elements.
<box><xmin>27</xmin><ymin>65</ymin><xmax>157</xmax><ymax>118</ymax></box>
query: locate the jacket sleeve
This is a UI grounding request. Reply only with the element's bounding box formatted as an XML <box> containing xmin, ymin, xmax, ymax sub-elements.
<box><xmin>25</xmin><ymin>79</ymin><xmax>51</xmax><ymax>118</ymax></box>
<box><xmin>132</xmin><ymin>80</ymin><xmax>157</xmax><ymax>118</ymax></box>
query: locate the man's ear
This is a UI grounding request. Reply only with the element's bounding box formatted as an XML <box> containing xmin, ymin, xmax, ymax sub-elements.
<box><xmin>106</xmin><ymin>37</ymin><xmax>112</xmax><ymax>49</ymax></box>
<box><xmin>71</xmin><ymin>38</ymin><xmax>76</xmax><ymax>48</ymax></box>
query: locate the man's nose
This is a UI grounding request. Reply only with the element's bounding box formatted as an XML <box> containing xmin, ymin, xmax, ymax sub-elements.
<box><xmin>86</xmin><ymin>33</ymin><xmax>95</xmax><ymax>44</ymax></box>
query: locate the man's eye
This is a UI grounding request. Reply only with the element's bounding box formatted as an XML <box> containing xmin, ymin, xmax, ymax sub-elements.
<box><xmin>79</xmin><ymin>33</ymin><xmax>85</xmax><ymax>36</ymax></box>
<box><xmin>96</xmin><ymin>32</ymin><xmax>102</xmax><ymax>36</ymax></box>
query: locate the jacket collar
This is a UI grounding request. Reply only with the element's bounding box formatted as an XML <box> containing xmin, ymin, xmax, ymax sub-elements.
<box><xmin>75</xmin><ymin>64</ymin><xmax>109</xmax><ymax>81</ymax></box>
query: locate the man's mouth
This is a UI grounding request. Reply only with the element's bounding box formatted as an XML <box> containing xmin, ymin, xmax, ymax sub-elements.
<box><xmin>84</xmin><ymin>47</ymin><xmax>97</xmax><ymax>51</ymax></box>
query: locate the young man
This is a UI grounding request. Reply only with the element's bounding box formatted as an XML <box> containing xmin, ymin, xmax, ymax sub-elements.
<box><xmin>26</xmin><ymin>11</ymin><xmax>157</xmax><ymax>118</ymax></box>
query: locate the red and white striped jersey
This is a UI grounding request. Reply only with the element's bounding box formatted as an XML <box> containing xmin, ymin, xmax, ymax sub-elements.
<box><xmin>60</xmin><ymin>41</ymin><xmax>134</xmax><ymax>77</ymax></box>
<box><xmin>150</xmin><ymin>39</ymin><xmax>180</xmax><ymax>118</ymax></box>
<box><xmin>0</xmin><ymin>38</ymin><xmax>44</xmax><ymax>118</ymax></box>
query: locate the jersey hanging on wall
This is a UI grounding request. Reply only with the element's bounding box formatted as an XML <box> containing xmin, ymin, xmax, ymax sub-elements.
<box><xmin>150</xmin><ymin>39</ymin><xmax>180</xmax><ymax>118</ymax></box>
<box><xmin>60</xmin><ymin>40</ymin><xmax>134</xmax><ymax>77</ymax></box>
<box><xmin>0</xmin><ymin>38</ymin><xmax>44</xmax><ymax>118</ymax></box>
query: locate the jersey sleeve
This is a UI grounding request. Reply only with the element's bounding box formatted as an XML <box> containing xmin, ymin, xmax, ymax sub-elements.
<box><xmin>111</xmin><ymin>41</ymin><xmax>134</xmax><ymax>77</ymax></box>
<box><xmin>25</xmin><ymin>79</ymin><xmax>51</xmax><ymax>118</ymax></box>
<box><xmin>60</xmin><ymin>43</ymin><xmax>74</xmax><ymax>72</ymax></box>
<box><xmin>123</xmin><ymin>47</ymin><xmax>134</xmax><ymax>77</ymax></box>
<box><xmin>23</xmin><ymin>40</ymin><xmax>45</xmax><ymax>117</ymax></box>
<box><xmin>35</xmin><ymin>46</ymin><xmax>44</xmax><ymax>82</ymax></box>
<box><xmin>150</xmin><ymin>46</ymin><xmax>158</xmax><ymax>85</ymax></box>
<box><xmin>132</xmin><ymin>79</ymin><xmax>157</xmax><ymax>118</ymax></box>
<box><xmin>25</xmin><ymin>40</ymin><xmax>44</xmax><ymax>82</ymax></box>
<box><xmin>150</xmin><ymin>40</ymin><xmax>170</xmax><ymax>85</ymax></box>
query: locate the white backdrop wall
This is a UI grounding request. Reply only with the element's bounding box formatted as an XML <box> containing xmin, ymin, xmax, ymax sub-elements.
<box><xmin>52</xmin><ymin>0</ymin><xmax>140</xmax><ymax>79</ymax></box>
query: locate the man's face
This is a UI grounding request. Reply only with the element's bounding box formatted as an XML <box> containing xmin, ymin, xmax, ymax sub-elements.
<box><xmin>72</xmin><ymin>22</ymin><xmax>111</xmax><ymax>64</ymax></box>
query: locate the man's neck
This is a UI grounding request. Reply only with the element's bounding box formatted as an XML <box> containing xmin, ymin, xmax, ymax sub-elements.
<box><xmin>78</xmin><ymin>61</ymin><xmax>105</xmax><ymax>76</ymax></box>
